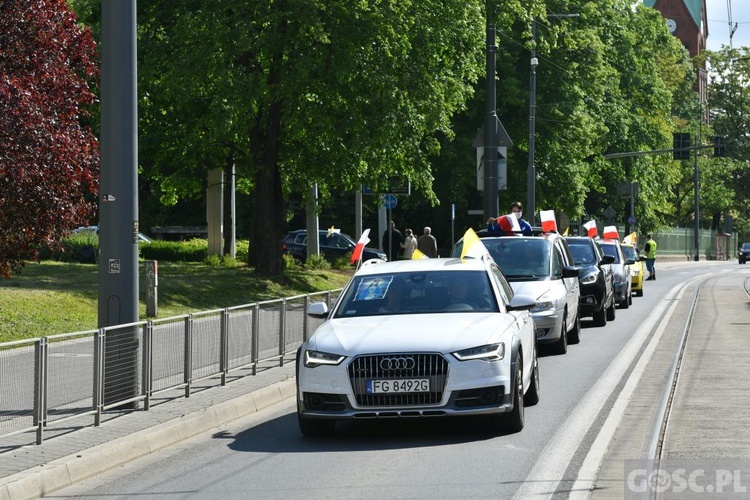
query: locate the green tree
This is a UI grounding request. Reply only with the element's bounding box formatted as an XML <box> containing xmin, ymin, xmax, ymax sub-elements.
<box><xmin>0</xmin><ymin>0</ymin><xmax>99</xmax><ymax>278</ymax></box>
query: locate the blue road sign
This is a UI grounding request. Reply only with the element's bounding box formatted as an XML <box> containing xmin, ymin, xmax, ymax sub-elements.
<box><xmin>382</xmin><ymin>194</ymin><xmax>398</xmax><ymax>209</ymax></box>
<box><xmin>627</xmin><ymin>216</ymin><xmax>636</xmax><ymax>225</ymax></box>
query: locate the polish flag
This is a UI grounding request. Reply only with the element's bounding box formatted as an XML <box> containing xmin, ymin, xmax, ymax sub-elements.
<box><xmin>603</xmin><ymin>225</ymin><xmax>619</xmax><ymax>240</ymax></box>
<box><xmin>583</xmin><ymin>220</ymin><xmax>598</xmax><ymax>238</ymax></box>
<box><xmin>497</xmin><ymin>213</ymin><xmax>521</xmax><ymax>235</ymax></box>
<box><xmin>540</xmin><ymin>210</ymin><xmax>557</xmax><ymax>233</ymax></box>
<box><xmin>350</xmin><ymin>229</ymin><xmax>371</xmax><ymax>264</ymax></box>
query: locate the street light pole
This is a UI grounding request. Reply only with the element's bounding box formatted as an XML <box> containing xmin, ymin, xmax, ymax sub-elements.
<box><xmin>527</xmin><ymin>18</ymin><xmax>538</xmax><ymax>225</ymax></box>
<box><xmin>483</xmin><ymin>0</ymin><xmax>499</xmax><ymax>219</ymax></box>
<box><xmin>526</xmin><ymin>14</ymin><xmax>578</xmax><ymax>226</ymax></box>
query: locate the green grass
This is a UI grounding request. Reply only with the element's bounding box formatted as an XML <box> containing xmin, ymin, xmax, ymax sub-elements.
<box><xmin>0</xmin><ymin>260</ymin><xmax>352</xmax><ymax>343</ymax></box>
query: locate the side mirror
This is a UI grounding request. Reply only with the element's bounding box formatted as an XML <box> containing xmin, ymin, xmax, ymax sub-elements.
<box><xmin>563</xmin><ymin>266</ymin><xmax>579</xmax><ymax>278</ymax></box>
<box><xmin>600</xmin><ymin>255</ymin><xmax>615</xmax><ymax>265</ymax></box>
<box><xmin>307</xmin><ymin>302</ymin><xmax>329</xmax><ymax>319</ymax></box>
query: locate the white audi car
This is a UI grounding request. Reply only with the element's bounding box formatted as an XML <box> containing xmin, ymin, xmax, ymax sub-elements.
<box><xmin>296</xmin><ymin>255</ymin><xmax>539</xmax><ymax>437</ymax></box>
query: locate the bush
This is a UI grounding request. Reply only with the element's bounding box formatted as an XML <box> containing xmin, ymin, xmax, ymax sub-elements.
<box><xmin>283</xmin><ymin>252</ymin><xmax>301</xmax><ymax>269</ymax></box>
<box><xmin>305</xmin><ymin>253</ymin><xmax>331</xmax><ymax>270</ymax></box>
<box><xmin>140</xmin><ymin>239</ymin><xmax>208</xmax><ymax>262</ymax></box>
<box><xmin>333</xmin><ymin>252</ymin><xmax>354</xmax><ymax>270</ymax></box>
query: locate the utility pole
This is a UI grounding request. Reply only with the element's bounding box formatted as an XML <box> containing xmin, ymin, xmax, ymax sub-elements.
<box><xmin>99</xmin><ymin>0</ymin><xmax>139</xmax><ymax>406</ymax></box>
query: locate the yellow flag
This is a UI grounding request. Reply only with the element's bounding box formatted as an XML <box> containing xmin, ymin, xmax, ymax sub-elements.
<box><xmin>460</xmin><ymin>228</ymin><xmax>487</xmax><ymax>260</ymax></box>
<box><xmin>562</xmin><ymin>227</ymin><xmax>569</xmax><ymax>236</ymax></box>
<box><xmin>623</xmin><ymin>232</ymin><xmax>637</xmax><ymax>245</ymax></box>
<box><xmin>412</xmin><ymin>248</ymin><xmax>429</xmax><ymax>259</ymax></box>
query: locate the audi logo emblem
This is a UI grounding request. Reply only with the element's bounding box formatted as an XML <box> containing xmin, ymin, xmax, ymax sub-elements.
<box><xmin>380</xmin><ymin>357</ymin><xmax>416</xmax><ymax>370</ymax></box>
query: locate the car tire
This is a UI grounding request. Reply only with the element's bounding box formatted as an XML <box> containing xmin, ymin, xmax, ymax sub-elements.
<box><xmin>493</xmin><ymin>355</ymin><xmax>524</xmax><ymax>433</ymax></box>
<box><xmin>593</xmin><ymin>304</ymin><xmax>607</xmax><ymax>327</ymax></box>
<box><xmin>297</xmin><ymin>401</ymin><xmax>336</xmax><ymax>437</ymax></box>
<box><xmin>620</xmin><ymin>295</ymin><xmax>630</xmax><ymax>309</ymax></box>
<box><xmin>568</xmin><ymin>312</ymin><xmax>581</xmax><ymax>345</ymax></box>
<box><xmin>635</xmin><ymin>288</ymin><xmax>643</xmax><ymax>297</ymax></box>
<box><xmin>628</xmin><ymin>292</ymin><xmax>633</xmax><ymax>306</ymax></box>
<box><xmin>551</xmin><ymin>312</ymin><xmax>568</xmax><ymax>355</ymax></box>
<box><xmin>524</xmin><ymin>350</ymin><xmax>540</xmax><ymax>407</ymax></box>
<box><xmin>606</xmin><ymin>298</ymin><xmax>616</xmax><ymax>321</ymax></box>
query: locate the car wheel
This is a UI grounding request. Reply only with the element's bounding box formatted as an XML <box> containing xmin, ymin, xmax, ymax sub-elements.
<box><xmin>635</xmin><ymin>288</ymin><xmax>643</xmax><ymax>297</ymax></box>
<box><xmin>551</xmin><ymin>312</ymin><xmax>568</xmax><ymax>355</ymax></box>
<box><xmin>628</xmin><ymin>291</ymin><xmax>633</xmax><ymax>306</ymax></box>
<box><xmin>297</xmin><ymin>400</ymin><xmax>336</xmax><ymax>437</ymax></box>
<box><xmin>492</xmin><ymin>355</ymin><xmax>524</xmax><ymax>433</ymax></box>
<box><xmin>606</xmin><ymin>298</ymin><xmax>616</xmax><ymax>321</ymax></box>
<box><xmin>593</xmin><ymin>304</ymin><xmax>607</xmax><ymax>327</ymax></box>
<box><xmin>568</xmin><ymin>312</ymin><xmax>581</xmax><ymax>345</ymax></box>
<box><xmin>524</xmin><ymin>349</ymin><xmax>540</xmax><ymax>407</ymax></box>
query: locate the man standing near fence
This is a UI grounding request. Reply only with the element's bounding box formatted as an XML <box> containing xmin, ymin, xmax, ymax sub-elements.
<box><xmin>645</xmin><ymin>234</ymin><xmax>657</xmax><ymax>280</ymax></box>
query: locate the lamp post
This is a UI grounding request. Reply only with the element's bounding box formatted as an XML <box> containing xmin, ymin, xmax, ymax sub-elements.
<box><xmin>483</xmin><ymin>0</ymin><xmax>499</xmax><ymax>219</ymax></box>
<box><xmin>527</xmin><ymin>14</ymin><xmax>578</xmax><ymax>226</ymax></box>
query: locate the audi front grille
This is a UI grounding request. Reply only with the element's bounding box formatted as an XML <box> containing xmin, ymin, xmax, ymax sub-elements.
<box><xmin>347</xmin><ymin>353</ymin><xmax>449</xmax><ymax>407</ymax></box>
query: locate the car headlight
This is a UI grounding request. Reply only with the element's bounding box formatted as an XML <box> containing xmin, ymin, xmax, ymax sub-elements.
<box><xmin>580</xmin><ymin>272</ymin><xmax>598</xmax><ymax>284</ymax></box>
<box><xmin>304</xmin><ymin>350</ymin><xmax>346</xmax><ymax>368</ymax></box>
<box><xmin>452</xmin><ymin>342</ymin><xmax>505</xmax><ymax>361</ymax></box>
<box><xmin>531</xmin><ymin>300</ymin><xmax>555</xmax><ymax>313</ymax></box>
<box><xmin>631</xmin><ymin>269</ymin><xmax>640</xmax><ymax>277</ymax></box>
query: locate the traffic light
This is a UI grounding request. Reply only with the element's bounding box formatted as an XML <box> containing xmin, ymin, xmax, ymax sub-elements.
<box><xmin>672</xmin><ymin>133</ymin><xmax>691</xmax><ymax>160</ymax></box>
<box><xmin>712</xmin><ymin>136</ymin><xmax>727</xmax><ymax>157</ymax></box>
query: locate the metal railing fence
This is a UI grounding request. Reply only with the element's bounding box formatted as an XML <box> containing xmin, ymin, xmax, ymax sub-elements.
<box><xmin>0</xmin><ymin>289</ymin><xmax>340</xmax><ymax>447</ymax></box>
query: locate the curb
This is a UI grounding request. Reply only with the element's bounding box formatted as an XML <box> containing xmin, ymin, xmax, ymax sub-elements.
<box><xmin>0</xmin><ymin>379</ymin><xmax>297</xmax><ymax>500</ymax></box>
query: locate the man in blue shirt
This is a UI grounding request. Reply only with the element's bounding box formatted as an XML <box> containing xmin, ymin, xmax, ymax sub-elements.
<box><xmin>487</xmin><ymin>201</ymin><xmax>533</xmax><ymax>236</ymax></box>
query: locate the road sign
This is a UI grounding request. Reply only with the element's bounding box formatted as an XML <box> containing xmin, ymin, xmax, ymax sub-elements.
<box><xmin>627</xmin><ymin>216</ymin><xmax>636</xmax><ymax>225</ymax></box>
<box><xmin>382</xmin><ymin>194</ymin><xmax>397</xmax><ymax>209</ymax></box>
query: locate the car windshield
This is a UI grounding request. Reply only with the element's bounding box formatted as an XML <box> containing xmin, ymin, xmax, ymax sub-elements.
<box><xmin>743</xmin><ymin>243</ymin><xmax>750</xmax><ymax>251</ymax></box>
<box><xmin>480</xmin><ymin>238</ymin><xmax>550</xmax><ymax>279</ymax></box>
<box><xmin>621</xmin><ymin>245</ymin><xmax>637</xmax><ymax>261</ymax></box>
<box><xmin>333</xmin><ymin>270</ymin><xmax>498</xmax><ymax>318</ymax></box>
<box><xmin>600</xmin><ymin>243</ymin><xmax>621</xmax><ymax>263</ymax></box>
<box><xmin>567</xmin><ymin>241</ymin><xmax>596</xmax><ymax>265</ymax></box>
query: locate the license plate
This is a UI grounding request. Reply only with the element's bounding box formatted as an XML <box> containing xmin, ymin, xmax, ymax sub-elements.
<box><xmin>366</xmin><ymin>379</ymin><xmax>430</xmax><ymax>394</ymax></box>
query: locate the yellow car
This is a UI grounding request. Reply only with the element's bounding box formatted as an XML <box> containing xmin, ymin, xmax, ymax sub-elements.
<box><xmin>621</xmin><ymin>244</ymin><xmax>644</xmax><ymax>297</ymax></box>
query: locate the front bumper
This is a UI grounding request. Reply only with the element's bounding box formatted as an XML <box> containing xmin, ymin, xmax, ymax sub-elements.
<box><xmin>297</xmin><ymin>352</ymin><xmax>514</xmax><ymax>420</ymax></box>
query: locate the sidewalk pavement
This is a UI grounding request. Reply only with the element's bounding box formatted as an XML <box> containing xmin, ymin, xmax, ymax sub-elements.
<box><xmin>0</xmin><ymin>363</ymin><xmax>297</xmax><ymax>500</ymax></box>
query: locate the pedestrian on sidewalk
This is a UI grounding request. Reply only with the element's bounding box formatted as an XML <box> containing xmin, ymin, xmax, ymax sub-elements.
<box><xmin>417</xmin><ymin>226</ymin><xmax>438</xmax><ymax>258</ymax></box>
<box><xmin>382</xmin><ymin>220</ymin><xmax>404</xmax><ymax>261</ymax></box>
<box><xmin>645</xmin><ymin>234</ymin><xmax>657</xmax><ymax>280</ymax></box>
<box><xmin>401</xmin><ymin>228</ymin><xmax>418</xmax><ymax>259</ymax></box>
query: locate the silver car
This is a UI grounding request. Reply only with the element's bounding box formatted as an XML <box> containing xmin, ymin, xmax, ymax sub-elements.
<box><xmin>452</xmin><ymin>233</ymin><xmax>580</xmax><ymax>354</ymax></box>
<box><xmin>597</xmin><ymin>239</ymin><xmax>634</xmax><ymax>308</ymax></box>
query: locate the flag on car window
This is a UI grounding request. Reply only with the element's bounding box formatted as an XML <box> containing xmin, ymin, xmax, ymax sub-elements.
<box><xmin>412</xmin><ymin>248</ymin><xmax>430</xmax><ymax>259</ymax></box>
<box><xmin>583</xmin><ymin>220</ymin><xmax>598</xmax><ymax>238</ymax></box>
<box><xmin>496</xmin><ymin>213</ymin><xmax>521</xmax><ymax>235</ymax></box>
<box><xmin>540</xmin><ymin>210</ymin><xmax>557</xmax><ymax>233</ymax></box>
<box><xmin>460</xmin><ymin>228</ymin><xmax>489</xmax><ymax>260</ymax></box>
<box><xmin>603</xmin><ymin>226</ymin><xmax>619</xmax><ymax>240</ymax></box>
<box><xmin>350</xmin><ymin>229</ymin><xmax>371</xmax><ymax>263</ymax></box>
<box><xmin>326</xmin><ymin>225</ymin><xmax>340</xmax><ymax>238</ymax></box>
<box><xmin>623</xmin><ymin>232</ymin><xmax>637</xmax><ymax>245</ymax></box>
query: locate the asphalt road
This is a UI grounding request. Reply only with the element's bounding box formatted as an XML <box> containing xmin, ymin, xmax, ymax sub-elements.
<box><xmin>46</xmin><ymin>261</ymin><xmax>747</xmax><ymax>499</ymax></box>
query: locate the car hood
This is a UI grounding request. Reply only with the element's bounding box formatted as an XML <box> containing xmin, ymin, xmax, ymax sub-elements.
<box><xmin>309</xmin><ymin>313</ymin><xmax>516</xmax><ymax>354</ymax></box>
<box><xmin>508</xmin><ymin>279</ymin><xmax>553</xmax><ymax>300</ymax></box>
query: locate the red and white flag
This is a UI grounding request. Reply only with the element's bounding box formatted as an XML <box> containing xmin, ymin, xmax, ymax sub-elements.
<box><xmin>603</xmin><ymin>225</ymin><xmax>619</xmax><ymax>240</ymax></box>
<box><xmin>350</xmin><ymin>229</ymin><xmax>371</xmax><ymax>264</ymax></box>
<box><xmin>540</xmin><ymin>209</ymin><xmax>557</xmax><ymax>233</ymax></box>
<box><xmin>496</xmin><ymin>213</ymin><xmax>521</xmax><ymax>235</ymax></box>
<box><xmin>583</xmin><ymin>220</ymin><xmax>598</xmax><ymax>238</ymax></box>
